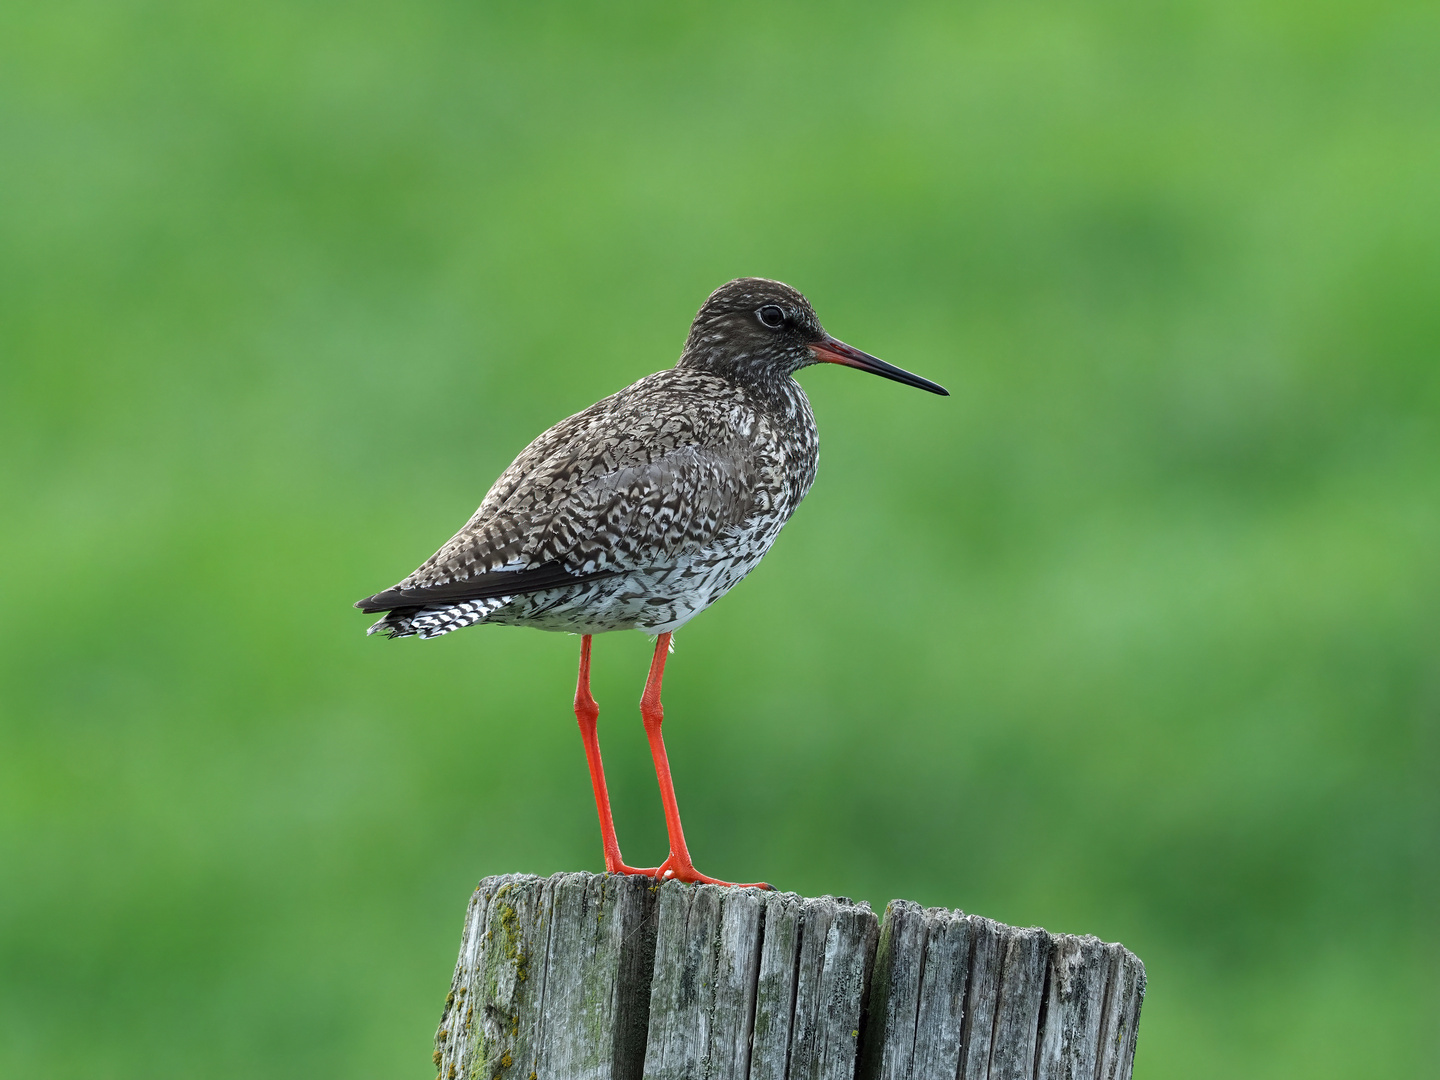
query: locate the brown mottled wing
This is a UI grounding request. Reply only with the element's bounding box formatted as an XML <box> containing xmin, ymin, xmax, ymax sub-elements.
<box><xmin>355</xmin><ymin>371</ymin><xmax>758</xmax><ymax>613</ymax></box>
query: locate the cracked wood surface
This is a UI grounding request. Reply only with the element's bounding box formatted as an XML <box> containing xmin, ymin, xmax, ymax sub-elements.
<box><xmin>432</xmin><ymin>873</ymin><xmax>1143</xmax><ymax>1080</ymax></box>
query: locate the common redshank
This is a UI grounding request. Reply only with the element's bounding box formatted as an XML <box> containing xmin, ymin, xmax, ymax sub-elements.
<box><xmin>356</xmin><ymin>278</ymin><xmax>946</xmax><ymax>886</ymax></box>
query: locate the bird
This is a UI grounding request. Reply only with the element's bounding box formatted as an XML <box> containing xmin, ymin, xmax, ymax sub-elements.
<box><xmin>355</xmin><ymin>278</ymin><xmax>947</xmax><ymax>887</ymax></box>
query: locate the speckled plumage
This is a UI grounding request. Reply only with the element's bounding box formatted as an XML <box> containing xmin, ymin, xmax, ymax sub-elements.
<box><xmin>356</xmin><ymin>278</ymin><xmax>944</xmax><ymax>639</ymax></box>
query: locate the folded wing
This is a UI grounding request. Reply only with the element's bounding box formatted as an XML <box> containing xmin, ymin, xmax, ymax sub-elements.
<box><xmin>355</xmin><ymin>378</ymin><xmax>758</xmax><ymax>616</ymax></box>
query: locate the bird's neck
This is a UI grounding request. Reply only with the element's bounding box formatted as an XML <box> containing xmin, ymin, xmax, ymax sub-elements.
<box><xmin>676</xmin><ymin>349</ymin><xmax>806</xmax><ymax>396</ymax></box>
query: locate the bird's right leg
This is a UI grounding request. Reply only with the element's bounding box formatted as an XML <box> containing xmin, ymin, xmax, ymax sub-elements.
<box><xmin>575</xmin><ymin>635</ymin><xmax>660</xmax><ymax>876</ymax></box>
<box><xmin>639</xmin><ymin>633</ymin><xmax>772</xmax><ymax>889</ymax></box>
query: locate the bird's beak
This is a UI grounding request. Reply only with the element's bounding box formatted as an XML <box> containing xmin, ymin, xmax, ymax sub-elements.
<box><xmin>808</xmin><ymin>335</ymin><xmax>949</xmax><ymax>396</ymax></box>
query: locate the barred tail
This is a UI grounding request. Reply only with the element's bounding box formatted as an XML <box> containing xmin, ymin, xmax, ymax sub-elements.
<box><xmin>366</xmin><ymin>597</ymin><xmax>509</xmax><ymax>640</ymax></box>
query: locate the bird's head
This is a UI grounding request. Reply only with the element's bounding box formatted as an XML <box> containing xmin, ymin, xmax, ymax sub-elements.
<box><xmin>678</xmin><ymin>277</ymin><xmax>948</xmax><ymax>396</ymax></box>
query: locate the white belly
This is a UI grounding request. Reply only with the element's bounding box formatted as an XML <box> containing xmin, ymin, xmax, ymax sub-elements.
<box><xmin>487</xmin><ymin>523</ymin><xmax>781</xmax><ymax>635</ymax></box>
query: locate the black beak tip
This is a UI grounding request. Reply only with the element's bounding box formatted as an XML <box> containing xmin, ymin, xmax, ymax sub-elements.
<box><xmin>883</xmin><ymin>372</ymin><xmax>950</xmax><ymax>397</ymax></box>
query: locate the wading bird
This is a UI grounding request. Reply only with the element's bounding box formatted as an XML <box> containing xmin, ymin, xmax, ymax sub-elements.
<box><xmin>356</xmin><ymin>278</ymin><xmax>946</xmax><ymax>886</ymax></box>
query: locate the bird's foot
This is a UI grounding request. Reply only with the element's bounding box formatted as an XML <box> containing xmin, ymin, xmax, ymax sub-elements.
<box><xmin>654</xmin><ymin>853</ymin><xmax>774</xmax><ymax>890</ymax></box>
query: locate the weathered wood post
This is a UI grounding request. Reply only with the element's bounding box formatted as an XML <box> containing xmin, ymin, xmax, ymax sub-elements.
<box><xmin>433</xmin><ymin>872</ymin><xmax>1144</xmax><ymax>1080</ymax></box>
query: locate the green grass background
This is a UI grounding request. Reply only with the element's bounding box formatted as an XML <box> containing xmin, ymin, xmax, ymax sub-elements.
<box><xmin>2</xmin><ymin>2</ymin><xmax>1436</xmax><ymax>1076</ymax></box>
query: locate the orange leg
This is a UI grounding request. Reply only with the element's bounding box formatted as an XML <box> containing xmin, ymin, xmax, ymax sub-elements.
<box><xmin>575</xmin><ymin>635</ymin><xmax>659</xmax><ymax>877</ymax></box>
<box><xmin>641</xmin><ymin>633</ymin><xmax>772</xmax><ymax>889</ymax></box>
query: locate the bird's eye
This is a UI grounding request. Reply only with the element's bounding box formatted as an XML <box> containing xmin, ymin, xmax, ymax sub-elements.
<box><xmin>757</xmin><ymin>305</ymin><xmax>786</xmax><ymax>329</ymax></box>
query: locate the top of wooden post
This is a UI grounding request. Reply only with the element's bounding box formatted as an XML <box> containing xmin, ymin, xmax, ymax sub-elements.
<box><xmin>433</xmin><ymin>872</ymin><xmax>1144</xmax><ymax>1080</ymax></box>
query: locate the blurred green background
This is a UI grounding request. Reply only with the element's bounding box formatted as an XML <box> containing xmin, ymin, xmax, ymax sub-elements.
<box><xmin>2</xmin><ymin>1</ymin><xmax>1436</xmax><ymax>1076</ymax></box>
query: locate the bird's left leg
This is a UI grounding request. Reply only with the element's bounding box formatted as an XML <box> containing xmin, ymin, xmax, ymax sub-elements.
<box><xmin>640</xmin><ymin>633</ymin><xmax>772</xmax><ymax>889</ymax></box>
<box><xmin>574</xmin><ymin>635</ymin><xmax>660</xmax><ymax>876</ymax></box>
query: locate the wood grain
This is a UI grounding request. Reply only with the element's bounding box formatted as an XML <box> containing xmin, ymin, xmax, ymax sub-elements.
<box><xmin>432</xmin><ymin>874</ymin><xmax>1143</xmax><ymax>1080</ymax></box>
<box><xmin>432</xmin><ymin>872</ymin><xmax>657</xmax><ymax>1080</ymax></box>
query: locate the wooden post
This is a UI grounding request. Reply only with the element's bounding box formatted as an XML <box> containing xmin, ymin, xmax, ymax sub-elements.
<box><xmin>433</xmin><ymin>873</ymin><xmax>1144</xmax><ymax>1080</ymax></box>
